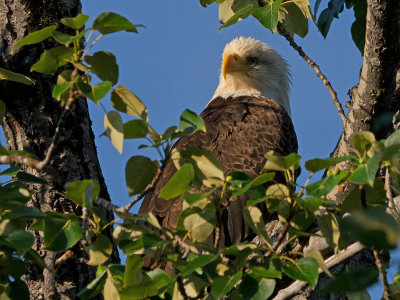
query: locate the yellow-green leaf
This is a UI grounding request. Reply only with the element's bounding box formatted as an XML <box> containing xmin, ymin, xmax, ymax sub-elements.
<box><xmin>104</xmin><ymin>111</ymin><xmax>124</xmax><ymax>154</ymax></box>
<box><xmin>0</xmin><ymin>68</ymin><xmax>34</xmax><ymax>85</ymax></box>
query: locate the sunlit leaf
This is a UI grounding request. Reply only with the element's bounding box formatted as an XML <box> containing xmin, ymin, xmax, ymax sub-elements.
<box><xmin>51</xmin><ymin>29</ymin><xmax>88</xmax><ymax>46</ymax></box>
<box><xmin>60</xmin><ymin>13</ymin><xmax>89</xmax><ymax>29</ymax></box>
<box><xmin>252</xmin><ymin>0</ymin><xmax>283</xmax><ymax>32</ymax></box>
<box><xmin>124</xmin><ymin>255</ymin><xmax>143</xmax><ymax>286</ymax></box>
<box><xmin>305</xmin><ymin>156</ymin><xmax>353</xmax><ymax>173</ymax></box>
<box><xmin>31</xmin><ymin>46</ymin><xmax>74</xmax><ymax>75</ymax></box>
<box><xmin>104</xmin><ymin>111</ymin><xmax>124</xmax><ymax>154</ymax></box>
<box><xmin>86</xmin><ymin>234</ymin><xmax>113</xmax><ymax>266</ymax></box>
<box><xmin>111</xmin><ymin>85</ymin><xmax>147</xmax><ymax>120</ymax></box>
<box><xmin>12</xmin><ymin>25</ymin><xmax>57</xmax><ymax>52</ymax></box>
<box><xmin>0</xmin><ymin>68</ymin><xmax>34</xmax><ymax>85</ymax></box>
<box><xmin>179</xmin><ymin>109</ymin><xmax>206</xmax><ymax>135</ymax></box>
<box><xmin>160</xmin><ymin>163</ymin><xmax>195</xmax><ymax>200</ymax></box>
<box><xmin>65</xmin><ymin>179</ymin><xmax>100</xmax><ymax>208</ymax></box>
<box><xmin>78</xmin><ymin>80</ymin><xmax>112</xmax><ymax>104</ymax></box>
<box><xmin>183</xmin><ymin>206</ymin><xmax>216</xmax><ymax>242</ymax></box>
<box><xmin>93</xmin><ymin>12</ymin><xmax>142</xmax><ymax>34</ymax></box>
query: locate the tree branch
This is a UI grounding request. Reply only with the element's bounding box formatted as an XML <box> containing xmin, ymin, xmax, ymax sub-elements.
<box><xmin>277</xmin><ymin>23</ymin><xmax>347</xmax><ymax>127</ymax></box>
<box><xmin>373</xmin><ymin>249</ymin><xmax>392</xmax><ymax>300</ymax></box>
<box><xmin>272</xmin><ymin>242</ymin><xmax>365</xmax><ymax>300</ymax></box>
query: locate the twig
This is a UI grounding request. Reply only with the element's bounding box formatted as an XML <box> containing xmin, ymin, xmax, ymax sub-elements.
<box><xmin>81</xmin><ymin>207</ymin><xmax>90</xmax><ymax>244</ymax></box>
<box><xmin>273</xmin><ymin>242</ymin><xmax>364</xmax><ymax>300</ymax></box>
<box><xmin>93</xmin><ymin>197</ymin><xmax>201</xmax><ymax>256</ymax></box>
<box><xmin>373</xmin><ymin>249</ymin><xmax>392</xmax><ymax>300</ymax></box>
<box><xmin>265</xmin><ymin>220</ymin><xmax>290</xmax><ymax>257</ymax></box>
<box><xmin>121</xmin><ymin>166</ymin><xmax>164</xmax><ymax>212</ymax></box>
<box><xmin>0</xmin><ymin>68</ymin><xmax>79</xmax><ymax>170</ymax></box>
<box><xmin>54</xmin><ymin>249</ymin><xmax>74</xmax><ymax>269</ymax></box>
<box><xmin>277</xmin><ymin>23</ymin><xmax>347</xmax><ymax>128</ymax></box>
<box><xmin>213</xmin><ymin>225</ymin><xmax>221</xmax><ymax>248</ymax></box>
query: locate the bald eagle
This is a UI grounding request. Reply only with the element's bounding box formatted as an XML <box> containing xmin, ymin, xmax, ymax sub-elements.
<box><xmin>139</xmin><ymin>37</ymin><xmax>297</xmax><ymax>248</ymax></box>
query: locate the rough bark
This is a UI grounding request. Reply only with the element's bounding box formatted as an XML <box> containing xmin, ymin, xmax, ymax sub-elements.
<box><xmin>0</xmin><ymin>1</ymin><xmax>119</xmax><ymax>299</ymax></box>
<box><xmin>330</xmin><ymin>0</ymin><xmax>400</xmax><ymax>204</ymax></box>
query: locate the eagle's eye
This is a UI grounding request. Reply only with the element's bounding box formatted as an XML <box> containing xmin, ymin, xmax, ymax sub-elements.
<box><xmin>247</xmin><ymin>57</ymin><xmax>259</xmax><ymax>67</ymax></box>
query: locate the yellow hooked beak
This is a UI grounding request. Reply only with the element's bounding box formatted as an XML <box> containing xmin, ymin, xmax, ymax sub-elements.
<box><xmin>222</xmin><ymin>53</ymin><xmax>250</xmax><ymax>80</ymax></box>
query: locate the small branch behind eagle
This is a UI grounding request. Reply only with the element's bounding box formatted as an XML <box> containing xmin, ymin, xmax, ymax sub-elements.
<box><xmin>277</xmin><ymin>23</ymin><xmax>347</xmax><ymax>128</ymax></box>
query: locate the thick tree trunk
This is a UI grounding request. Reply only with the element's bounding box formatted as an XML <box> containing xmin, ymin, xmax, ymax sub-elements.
<box><xmin>0</xmin><ymin>1</ymin><xmax>118</xmax><ymax>299</ymax></box>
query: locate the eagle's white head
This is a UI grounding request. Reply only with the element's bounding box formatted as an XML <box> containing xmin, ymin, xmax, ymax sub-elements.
<box><xmin>212</xmin><ymin>37</ymin><xmax>291</xmax><ymax>114</ymax></box>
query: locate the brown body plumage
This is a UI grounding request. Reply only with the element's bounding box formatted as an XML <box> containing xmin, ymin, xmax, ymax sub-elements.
<box><xmin>139</xmin><ymin>37</ymin><xmax>298</xmax><ymax>249</ymax></box>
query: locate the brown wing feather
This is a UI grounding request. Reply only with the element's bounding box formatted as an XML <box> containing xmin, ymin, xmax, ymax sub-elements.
<box><xmin>139</xmin><ymin>95</ymin><xmax>298</xmax><ymax>246</ymax></box>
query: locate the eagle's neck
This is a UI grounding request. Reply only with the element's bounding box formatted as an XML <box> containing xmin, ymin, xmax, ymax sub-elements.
<box><xmin>212</xmin><ymin>72</ymin><xmax>291</xmax><ymax>115</ymax></box>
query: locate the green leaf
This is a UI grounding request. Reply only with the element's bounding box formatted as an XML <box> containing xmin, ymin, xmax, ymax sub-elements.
<box><xmin>119</xmin><ymin>269</ymin><xmax>171</xmax><ymax>299</ymax></box>
<box><xmin>65</xmin><ymin>179</ymin><xmax>100</xmax><ymax>208</ymax></box>
<box><xmin>296</xmin><ymin>197</ymin><xmax>322</xmax><ymax>214</ymax></box>
<box><xmin>51</xmin><ymin>29</ymin><xmax>88</xmax><ymax>46</ymax></box>
<box><xmin>219</xmin><ymin>0</ymin><xmax>258</xmax><ymax>24</ymax></box>
<box><xmin>282</xmin><ymin>257</ymin><xmax>319</xmax><ymax>288</ymax></box>
<box><xmin>125</xmin><ymin>156</ymin><xmax>158</xmax><ymax>196</ymax></box>
<box><xmin>347</xmin><ymin>0</ymin><xmax>366</xmax><ymax>54</ymax></box>
<box><xmin>78</xmin><ymin>80</ymin><xmax>112</xmax><ymax>104</ymax></box>
<box><xmin>249</xmin><ymin>257</ymin><xmax>282</xmax><ymax>278</ymax></box>
<box><xmin>179</xmin><ymin>109</ymin><xmax>206</xmax><ymax>135</ymax></box>
<box><xmin>322</xmin><ymin>267</ymin><xmax>378</xmax><ymax>292</ymax></box>
<box><xmin>306</xmin><ymin>170</ymin><xmax>348</xmax><ymax>197</ymax></box>
<box><xmin>278</xmin><ymin>0</ymin><xmax>311</xmax><ymax>37</ymax></box>
<box><xmin>31</xmin><ymin>46</ymin><xmax>74</xmax><ymax>75</ymax></box>
<box><xmin>60</xmin><ymin>13</ymin><xmax>89</xmax><ymax>29</ymax></box>
<box><xmin>183</xmin><ymin>205</ymin><xmax>216</xmax><ymax>242</ymax></box>
<box><xmin>0</xmin><ymin>166</ymin><xmax>20</xmax><ymax>176</ymax></box>
<box><xmin>111</xmin><ymin>85</ymin><xmax>147</xmax><ymax>120</ymax></box>
<box><xmin>305</xmin><ymin>156</ymin><xmax>353</xmax><ymax>173</ymax></box>
<box><xmin>304</xmin><ymin>249</ymin><xmax>334</xmax><ymax>278</ymax></box>
<box><xmin>12</xmin><ymin>25</ymin><xmax>57</xmax><ymax>52</ymax></box>
<box><xmin>348</xmin><ymin>156</ymin><xmax>379</xmax><ymax>187</ymax></box>
<box><xmin>104</xmin><ymin>269</ymin><xmax>120</xmax><ymax>300</ymax></box>
<box><xmin>159</xmin><ymin>163</ymin><xmax>195</xmax><ymax>200</ymax></box>
<box><xmin>104</xmin><ymin>111</ymin><xmax>124</xmax><ymax>154</ymax></box>
<box><xmin>351</xmin><ymin>131</ymin><xmax>376</xmax><ymax>152</ymax></box>
<box><xmin>247</xmin><ymin>277</ymin><xmax>276</xmax><ymax>300</ymax></box>
<box><xmin>93</xmin><ymin>12</ymin><xmax>141</xmax><ymax>34</ymax></box>
<box><xmin>6</xmin><ymin>230</ymin><xmax>34</xmax><ymax>255</ymax></box>
<box><xmin>182</xmin><ymin>254</ymin><xmax>217</xmax><ymax>276</ymax></box>
<box><xmin>16</xmin><ymin>171</ymin><xmax>48</xmax><ymax>185</ymax></box>
<box><xmin>0</xmin><ymin>68</ymin><xmax>35</xmax><ymax>85</ymax></box>
<box><xmin>200</xmin><ymin>0</ymin><xmax>217</xmax><ymax>7</ymax></box>
<box><xmin>341</xmin><ymin>208</ymin><xmax>400</xmax><ymax>250</ymax></box>
<box><xmin>263</xmin><ymin>151</ymin><xmax>301</xmax><ymax>172</ymax></box>
<box><xmin>243</xmin><ymin>206</ymin><xmax>270</xmax><ymax>245</ymax></box>
<box><xmin>52</xmin><ymin>80</ymin><xmax>74</xmax><ymax>101</ymax></box>
<box><xmin>316</xmin><ymin>213</ymin><xmax>341</xmax><ymax>250</ymax></box>
<box><xmin>123</xmin><ymin>120</ymin><xmax>148</xmax><ymax>139</ymax></box>
<box><xmin>77</xmin><ymin>269</ymin><xmax>107</xmax><ymax>300</ymax></box>
<box><xmin>6</xmin><ymin>280</ymin><xmax>29</xmax><ymax>300</ymax></box>
<box><xmin>252</xmin><ymin>0</ymin><xmax>283</xmax><ymax>32</ymax></box>
<box><xmin>85</xmin><ymin>51</ymin><xmax>119</xmax><ymax>85</ymax></box>
<box><xmin>211</xmin><ymin>271</ymin><xmax>242</xmax><ymax>299</ymax></box>
<box><xmin>289</xmin><ymin>210</ymin><xmax>314</xmax><ymax>232</ymax></box>
<box><xmin>385</xmin><ymin>130</ymin><xmax>400</xmax><ymax>147</ymax></box>
<box><xmin>124</xmin><ymin>255</ymin><xmax>143</xmax><ymax>286</ymax></box>
<box><xmin>86</xmin><ymin>234</ymin><xmax>113</xmax><ymax>266</ymax></box>
<box><xmin>44</xmin><ymin>217</ymin><xmax>82</xmax><ymax>251</ymax></box>
<box><xmin>317</xmin><ymin>0</ymin><xmax>345</xmax><ymax>37</ymax></box>
<box><xmin>220</xmin><ymin>4</ymin><xmax>255</xmax><ymax>30</ymax></box>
